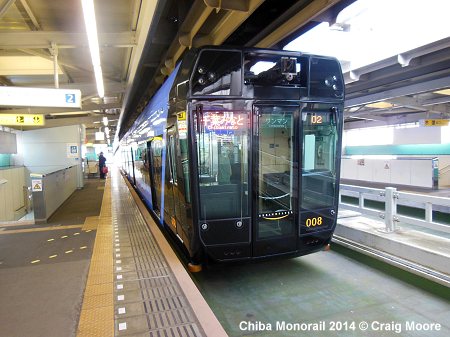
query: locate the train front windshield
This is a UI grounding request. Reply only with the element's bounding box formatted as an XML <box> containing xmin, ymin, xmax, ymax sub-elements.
<box><xmin>300</xmin><ymin>106</ymin><xmax>339</xmax><ymax>235</ymax></box>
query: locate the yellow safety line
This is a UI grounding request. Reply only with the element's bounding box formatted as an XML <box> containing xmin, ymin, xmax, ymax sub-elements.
<box><xmin>0</xmin><ymin>224</ymin><xmax>83</xmax><ymax>235</ymax></box>
<box><xmin>77</xmin><ymin>177</ymin><xmax>114</xmax><ymax>337</ymax></box>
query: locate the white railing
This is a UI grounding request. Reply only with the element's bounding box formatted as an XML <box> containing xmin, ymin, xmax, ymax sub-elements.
<box><xmin>339</xmin><ymin>184</ymin><xmax>450</xmax><ymax>234</ymax></box>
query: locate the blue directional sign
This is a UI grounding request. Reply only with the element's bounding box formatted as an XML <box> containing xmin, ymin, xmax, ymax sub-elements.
<box><xmin>0</xmin><ymin>86</ymin><xmax>81</xmax><ymax>108</ymax></box>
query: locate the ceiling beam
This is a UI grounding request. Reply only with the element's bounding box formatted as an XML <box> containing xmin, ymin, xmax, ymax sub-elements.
<box><xmin>193</xmin><ymin>0</ymin><xmax>265</xmax><ymax>47</ymax></box>
<box><xmin>0</xmin><ymin>31</ymin><xmax>136</xmax><ymax>49</ymax></box>
<box><xmin>254</xmin><ymin>0</ymin><xmax>341</xmax><ymax>48</ymax></box>
<box><xmin>345</xmin><ymin>77</ymin><xmax>450</xmax><ymax>108</ymax></box>
<box><xmin>0</xmin><ymin>0</ymin><xmax>15</xmax><ymax>19</ymax></box>
<box><xmin>16</xmin><ymin>0</ymin><xmax>41</xmax><ymax>30</ymax></box>
<box><xmin>344</xmin><ymin>111</ymin><xmax>435</xmax><ymax>130</ymax></box>
<box><xmin>386</xmin><ymin>96</ymin><xmax>449</xmax><ymax>115</ymax></box>
<box><xmin>38</xmin><ymin>81</ymin><xmax>126</xmax><ymax>96</ymax></box>
<box><xmin>163</xmin><ymin>0</ymin><xmax>213</xmax><ymax>72</ymax></box>
<box><xmin>2</xmin><ymin>102</ymin><xmax>121</xmax><ymax>115</ymax></box>
<box><xmin>0</xmin><ymin>75</ymin><xmax>13</xmax><ymax>86</ymax></box>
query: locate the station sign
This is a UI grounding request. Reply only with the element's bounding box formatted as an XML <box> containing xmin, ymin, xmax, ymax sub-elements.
<box><xmin>0</xmin><ymin>113</ymin><xmax>45</xmax><ymax>126</ymax></box>
<box><xmin>0</xmin><ymin>86</ymin><xmax>81</xmax><ymax>108</ymax></box>
<box><xmin>421</xmin><ymin>119</ymin><xmax>449</xmax><ymax>127</ymax></box>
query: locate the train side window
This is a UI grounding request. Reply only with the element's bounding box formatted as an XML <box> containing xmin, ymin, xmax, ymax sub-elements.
<box><xmin>191</xmin><ymin>50</ymin><xmax>242</xmax><ymax>96</ymax></box>
<box><xmin>177</xmin><ymin>135</ymin><xmax>191</xmax><ymax>204</ymax></box>
<box><xmin>168</xmin><ymin>135</ymin><xmax>177</xmax><ymax>185</ymax></box>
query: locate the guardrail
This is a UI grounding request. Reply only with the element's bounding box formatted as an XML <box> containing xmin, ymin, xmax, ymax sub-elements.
<box><xmin>31</xmin><ymin>165</ymin><xmax>78</xmax><ymax>224</ymax></box>
<box><xmin>339</xmin><ymin>184</ymin><xmax>450</xmax><ymax>234</ymax></box>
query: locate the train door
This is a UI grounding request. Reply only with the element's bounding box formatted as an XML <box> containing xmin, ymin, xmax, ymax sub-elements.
<box><xmin>164</xmin><ymin>126</ymin><xmax>179</xmax><ymax>235</ymax></box>
<box><xmin>194</xmin><ymin>104</ymin><xmax>251</xmax><ymax>257</ymax></box>
<box><xmin>148</xmin><ymin>137</ymin><xmax>164</xmax><ymax>217</ymax></box>
<box><xmin>252</xmin><ymin>104</ymin><xmax>299</xmax><ymax>257</ymax></box>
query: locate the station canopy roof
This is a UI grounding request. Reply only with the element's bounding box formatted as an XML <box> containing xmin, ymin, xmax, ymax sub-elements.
<box><xmin>285</xmin><ymin>0</ymin><xmax>450</xmax><ymax>129</ymax></box>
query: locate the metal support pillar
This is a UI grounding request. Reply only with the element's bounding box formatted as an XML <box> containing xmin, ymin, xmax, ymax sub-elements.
<box><xmin>384</xmin><ymin>187</ymin><xmax>398</xmax><ymax>232</ymax></box>
<box><xmin>50</xmin><ymin>42</ymin><xmax>59</xmax><ymax>88</ymax></box>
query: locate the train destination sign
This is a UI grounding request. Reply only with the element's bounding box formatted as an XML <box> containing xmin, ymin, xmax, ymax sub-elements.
<box><xmin>0</xmin><ymin>86</ymin><xmax>81</xmax><ymax>108</ymax></box>
<box><xmin>0</xmin><ymin>113</ymin><xmax>45</xmax><ymax>126</ymax></box>
<box><xmin>202</xmin><ymin>111</ymin><xmax>246</xmax><ymax>131</ymax></box>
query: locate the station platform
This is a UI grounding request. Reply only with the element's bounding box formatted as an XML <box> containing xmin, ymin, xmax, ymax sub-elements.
<box><xmin>1</xmin><ymin>168</ymin><xmax>449</xmax><ymax>337</ymax></box>
<box><xmin>0</xmin><ymin>168</ymin><xmax>227</xmax><ymax>337</ymax></box>
<box><xmin>335</xmin><ymin>211</ymin><xmax>450</xmax><ymax>286</ymax></box>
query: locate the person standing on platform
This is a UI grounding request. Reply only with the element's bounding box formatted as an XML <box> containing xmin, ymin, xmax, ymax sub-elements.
<box><xmin>98</xmin><ymin>152</ymin><xmax>107</xmax><ymax>179</ymax></box>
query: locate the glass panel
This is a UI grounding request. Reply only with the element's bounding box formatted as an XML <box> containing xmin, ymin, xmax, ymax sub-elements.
<box><xmin>192</xmin><ymin>50</ymin><xmax>242</xmax><ymax>96</ymax></box>
<box><xmin>150</xmin><ymin>137</ymin><xmax>164</xmax><ymax>210</ymax></box>
<box><xmin>197</xmin><ymin>107</ymin><xmax>249</xmax><ymax>220</ymax></box>
<box><xmin>244</xmin><ymin>52</ymin><xmax>308</xmax><ymax>87</ymax></box>
<box><xmin>301</xmin><ymin>108</ymin><xmax>338</xmax><ymax>210</ymax></box>
<box><xmin>257</xmin><ymin>106</ymin><xmax>297</xmax><ymax>239</ymax></box>
<box><xmin>168</xmin><ymin>135</ymin><xmax>177</xmax><ymax>184</ymax></box>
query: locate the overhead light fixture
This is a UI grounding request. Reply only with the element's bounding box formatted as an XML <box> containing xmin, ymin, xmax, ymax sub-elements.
<box><xmin>366</xmin><ymin>102</ymin><xmax>394</xmax><ymax>109</ymax></box>
<box><xmin>95</xmin><ymin>131</ymin><xmax>104</xmax><ymax>141</ymax></box>
<box><xmin>434</xmin><ymin>89</ymin><xmax>450</xmax><ymax>96</ymax></box>
<box><xmin>81</xmin><ymin>0</ymin><xmax>105</xmax><ymax>98</ymax></box>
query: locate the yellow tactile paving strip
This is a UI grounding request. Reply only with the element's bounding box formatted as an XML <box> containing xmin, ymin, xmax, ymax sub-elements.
<box><xmin>76</xmin><ymin>178</ymin><xmax>114</xmax><ymax>337</ymax></box>
<box><xmin>0</xmin><ymin>224</ymin><xmax>83</xmax><ymax>235</ymax></box>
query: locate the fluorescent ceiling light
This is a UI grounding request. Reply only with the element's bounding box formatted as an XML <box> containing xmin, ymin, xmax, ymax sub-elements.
<box><xmin>95</xmin><ymin>131</ymin><xmax>105</xmax><ymax>141</ymax></box>
<box><xmin>81</xmin><ymin>0</ymin><xmax>105</xmax><ymax>98</ymax></box>
<box><xmin>366</xmin><ymin>102</ymin><xmax>394</xmax><ymax>109</ymax></box>
<box><xmin>434</xmin><ymin>89</ymin><xmax>450</xmax><ymax>96</ymax></box>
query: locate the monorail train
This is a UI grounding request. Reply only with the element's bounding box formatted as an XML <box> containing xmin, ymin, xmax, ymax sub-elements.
<box><xmin>119</xmin><ymin>46</ymin><xmax>345</xmax><ymax>269</ymax></box>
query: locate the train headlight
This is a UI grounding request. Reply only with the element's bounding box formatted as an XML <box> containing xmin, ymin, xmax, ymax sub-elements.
<box><xmin>324</xmin><ymin>75</ymin><xmax>337</xmax><ymax>87</ymax></box>
<box><xmin>207</xmin><ymin>72</ymin><xmax>216</xmax><ymax>81</ymax></box>
<box><xmin>198</xmin><ymin>76</ymin><xmax>206</xmax><ymax>85</ymax></box>
<box><xmin>324</xmin><ymin>75</ymin><xmax>343</xmax><ymax>97</ymax></box>
<box><xmin>201</xmin><ymin>223</ymin><xmax>209</xmax><ymax>231</ymax></box>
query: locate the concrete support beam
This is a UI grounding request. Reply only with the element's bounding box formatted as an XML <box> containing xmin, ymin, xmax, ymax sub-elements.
<box><xmin>0</xmin><ymin>31</ymin><xmax>136</xmax><ymax>49</ymax></box>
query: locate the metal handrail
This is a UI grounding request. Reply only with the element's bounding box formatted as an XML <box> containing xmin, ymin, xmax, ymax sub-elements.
<box><xmin>339</xmin><ymin>184</ymin><xmax>450</xmax><ymax>234</ymax></box>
